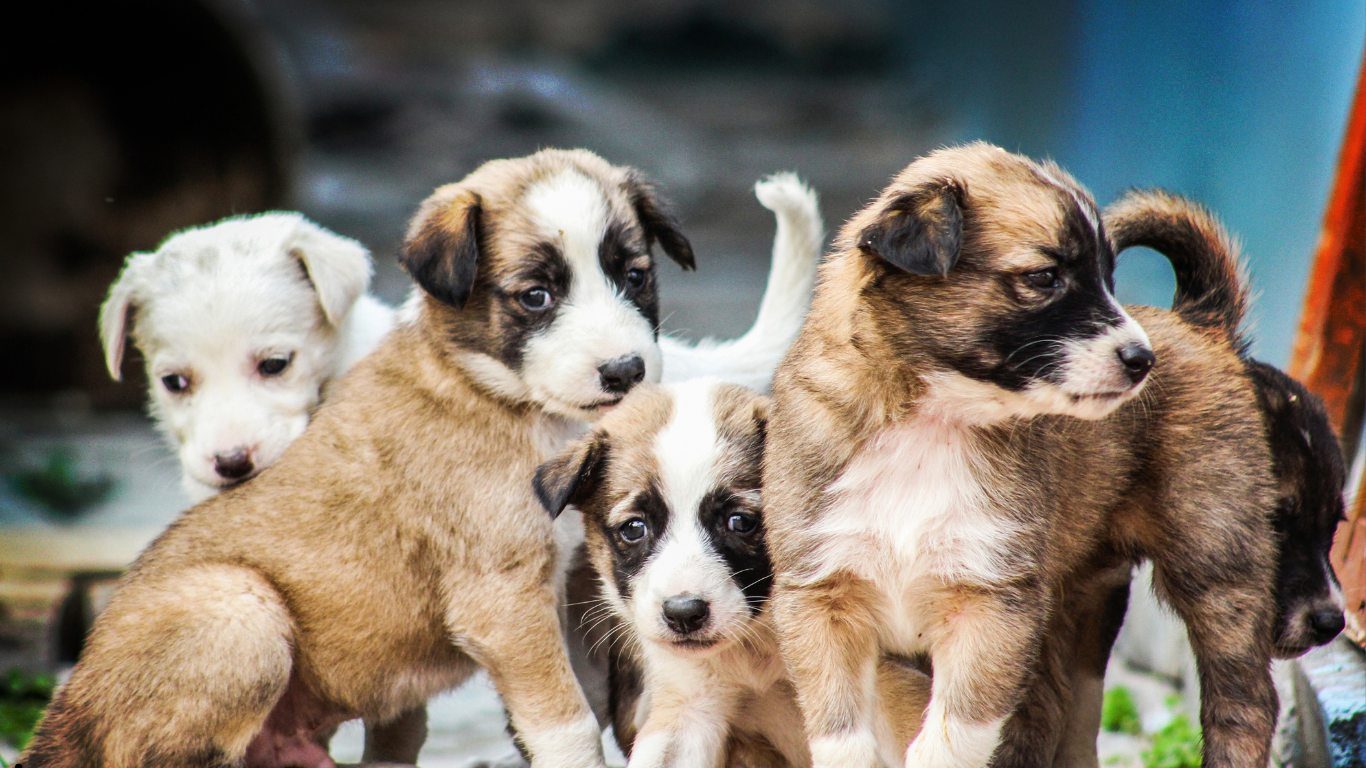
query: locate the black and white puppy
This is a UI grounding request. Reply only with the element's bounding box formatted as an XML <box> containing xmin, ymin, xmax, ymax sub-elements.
<box><xmin>536</xmin><ymin>379</ymin><xmax>927</xmax><ymax>768</ymax></box>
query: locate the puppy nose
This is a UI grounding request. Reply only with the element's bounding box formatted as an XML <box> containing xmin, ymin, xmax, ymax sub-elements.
<box><xmin>598</xmin><ymin>354</ymin><xmax>646</xmax><ymax>394</ymax></box>
<box><xmin>1309</xmin><ymin>607</ymin><xmax>1344</xmax><ymax>640</ymax></box>
<box><xmin>214</xmin><ymin>449</ymin><xmax>255</xmax><ymax>480</ymax></box>
<box><xmin>1117</xmin><ymin>343</ymin><xmax>1155</xmax><ymax>383</ymax></box>
<box><xmin>662</xmin><ymin>596</ymin><xmax>710</xmax><ymax>634</ymax></box>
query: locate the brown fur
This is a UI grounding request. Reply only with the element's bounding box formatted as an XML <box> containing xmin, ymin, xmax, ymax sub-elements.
<box><xmin>763</xmin><ymin>144</ymin><xmax>1278</xmax><ymax>768</ymax></box>
<box><xmin>20</xmin><ymin>150</ymin><xmax>701</xmax><ymax>768</ymax></box>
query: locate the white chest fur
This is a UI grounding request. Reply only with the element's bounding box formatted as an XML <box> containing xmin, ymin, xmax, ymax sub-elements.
<box><xmin>811</xmin><ymin>416</ymin><xmax>1026</xmax><ymax>647</ymax></box>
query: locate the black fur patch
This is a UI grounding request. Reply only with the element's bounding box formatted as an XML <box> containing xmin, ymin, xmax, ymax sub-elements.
<box><xmin>607</xmin><ymin>484</ymin><xmax>671</xmax><ymax>602</ymax></box>
<box><xmin>598</xmin><ymin>221</ymin><xmax>661</xmax><ymax>331</ymax></box>
<box><xmin>491</xmin><ymin>240</ymin><xmax>572</xmax><ymax>371</ymax></box>
<box><xmin>622</xmin><ymin>171</ymin><xmax>696</xmax><ymax>271</ymax></box>
<box><xmin>698</xmin><ymin>487</ymin><xmax>773</xmax><ymax>613</ymax></box>
<box><xmin>400</xmin><ymin>195</ymin><xmax>482</xmax><ymax>309</ymax></box>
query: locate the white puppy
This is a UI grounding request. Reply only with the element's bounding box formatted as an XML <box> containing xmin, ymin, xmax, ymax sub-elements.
<box><xmin>100</xmin><ymin>212</ymin><xmax>397</xmax><ymax>501</ymax></box>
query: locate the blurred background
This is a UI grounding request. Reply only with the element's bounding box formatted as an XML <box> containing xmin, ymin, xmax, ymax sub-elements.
<box><xmin>0</xmin><ymin>0</ymin><xmax>1362</xmax><ymax>764</ymax></box>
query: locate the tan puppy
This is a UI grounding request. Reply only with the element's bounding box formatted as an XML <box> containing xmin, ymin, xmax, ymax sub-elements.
<box><xmin>21</xmin><ymin>149</ymin><xmax>721</xmax><ymax>768</ymax></box>
<box><xmin>763</xmin><ymin>143</ymin><xmax>1277</xmax><ymax>768</ymax></box>
<box><xmin>536</xmin><ymin>380</ymin><xmax>928</xmax><ymax>767</ymax></box>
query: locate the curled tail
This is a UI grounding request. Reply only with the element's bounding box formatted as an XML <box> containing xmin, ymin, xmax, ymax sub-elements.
<box><xmin>1105</xmin><ymin>188</ymin><xmax>1251</xmax><ymax>352</ymax></box>
<box><xmin>659</xmin><ymin>173</ymin><xmax>822</xmax><ymax>391</ymax></box>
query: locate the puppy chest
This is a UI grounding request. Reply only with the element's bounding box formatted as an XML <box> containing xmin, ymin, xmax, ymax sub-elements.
<box><xmin>814</xmin><ymin>420</ymin><xmax>1027</xmax><ymax>595</ymax></box>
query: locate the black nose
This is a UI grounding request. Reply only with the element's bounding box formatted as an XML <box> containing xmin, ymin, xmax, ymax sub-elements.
<box><xmin>662</xmin><ymin>596</ymin><xmax>710</xmax><ymax>635</ymax></box>
<box><xmin>1117</xmin><ymin>343</ymin><xmax>1155</xmax><ymax>384</ymax></box>
<box><xmin>214</xmin><ymin>449</ymin><xmax>254</xmax><ymax>480</ymax></box>
<box><xmin>598</xmin><ymin>354</ymin><xmax>646</xmax><ymax>395</ymax></box>
<box><xmin>1309</xmin><ymin>607</ymin><xmax>1344</xmax><ymax>641</ymax></box>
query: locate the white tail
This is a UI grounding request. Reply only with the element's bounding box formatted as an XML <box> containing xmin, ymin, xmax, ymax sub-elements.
<box><xmin>659</xmin><ymin>173</ymin><xmax>822</xmax><ymax>392</ymax></box>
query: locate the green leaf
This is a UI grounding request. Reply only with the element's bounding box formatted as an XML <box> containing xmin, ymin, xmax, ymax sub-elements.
<box><xmin>1143</xmin><ymin>713</ymin><xmax>1202</xmax><ymax>768</ymax></box>
<box><xmin>1102</xmin><ymin>686</ymin><xmax>1142</xmax><ymax>735</ymax></box>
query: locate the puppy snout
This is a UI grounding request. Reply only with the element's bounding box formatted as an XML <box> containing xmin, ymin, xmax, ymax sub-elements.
<box><xmin>1309</xmin><ymin>606</ymin><xmax>1345</xmax><ymax>642</ymax></box>
<box><xmin>1116</xmin><ymin>343</ymin><xmax>1155</xmax><ymax>384</ymax></box>
<box><xmin>213</xmin><ymin>449</ymin><xmax>255</xmax><ymax>480</ymax></box>
<box><xmin>598</xmin><ymin>354</ymin><xmax>646</xmax><ymax>394</ymax></box>
<box><xmin>662</xmin><ymin>596</ymin><xmax>710</xmax><ymax>634</ymax></box>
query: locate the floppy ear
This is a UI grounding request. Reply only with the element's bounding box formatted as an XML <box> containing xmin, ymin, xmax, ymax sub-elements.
<box><xmin>533</xmin><ymin>434</ymin><xmax>607</xmax><ymax>519</ymax></box>
<box><xmin>288</xmin><ymin>218</ymin><xmax>372</xmax><ymax>327</ymax></box>
<box><xmin>99</xmin><ymin>252</ymin><xmax>156</xmax><ymax>381</ymax></box>
<box><xmin>401</xmin><ymin>192</ymin><xmax>483</xmax><ymax>308</ymax></box>
<box><xmin>858</xmin><ymin>179</ymin><xmax>963</xmax><ymax>276</ymax></box>
<box><xmin>624</xmin><ymin>172</ymin><xmax>695</xmax><ymax>271</ymax></box>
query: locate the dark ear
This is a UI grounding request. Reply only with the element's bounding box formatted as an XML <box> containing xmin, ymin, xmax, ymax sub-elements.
<box><xmin>400</xmin><ymin>192</ymin><xmax>483</xmax><ymax>308</ymax></box>
<box><xmin>533</xmin><ymin>434</ymin><xmax>607</xmax><ymax>519</ymax></box>
<box><xmin>858</xmin><ymin>180</ymin><xmax>963</xmax><ymax>276</ymax></box>
<box><xmin>624</xmin><ymin>172</ymin><xmax>695</xmax><ymax>271</ymax></box>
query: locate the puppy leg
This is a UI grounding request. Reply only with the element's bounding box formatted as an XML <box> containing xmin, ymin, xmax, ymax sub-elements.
<box><xmin>627</xmin><ymin>677</ymin><xmax>736</xmax><ymax>768</ymax></box>
<box><xmin>22</xmin><ymin>565</ymin><xmax>298</xmax><ymax>767</ymax></box>
<box><xmin>363</xmin><ymin>706</ymin><xmax>428</xmax><ymax>764</ymax></box>
<box><xmin>904</xmin><ymin>585</ymin><xmax>1046</xmax><ymax>768</ymax></box>
<box><xmin>1152</xmin><ymin>556</ymin><xmax>1277</xmax><ymax>768</ymax></box>
<box><xmin>770</xmin><ymin>574</ymin><xmax>882</xmax><ymax>768</ymax></box>
<box><xmin>461</xmin><ymin>586</ymin><xmax>606</xmax><ymax>768</ymax></box>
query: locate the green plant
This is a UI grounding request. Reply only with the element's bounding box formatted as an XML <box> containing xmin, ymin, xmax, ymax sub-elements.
<box><xmin>1102</xmin><ymin>685</ymin><xmax>1142</xmax><ymax>735</ymax></box>
<box><xmin>6</xmin><ymin>449</ymin><xmax>114</xmax><ymax>522</ymax></box>
<box><xmin>1143</xmin><ymin>712</ymin><xmax>1202</xmax><ymax>768</ymax></box>
<box><xmin>0</xmin><ymin>667</ymin><xmax>55</xmax><ymax>750</ymax></box>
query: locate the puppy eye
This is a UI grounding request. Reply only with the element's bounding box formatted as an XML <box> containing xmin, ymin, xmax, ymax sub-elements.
<box><xmin>1022</xmin><ymin>268</ymin><xmax>1060</xmax><ymax>291</ymax></box>
<box><xmin>727</xmin><ymin>512</ymin><xmax>758</xmax><ymax>534</ymax></box>
<box><xmin>625</xmin><ymin>268</ymin><xmax>647</xmax><ymax>290</ymax></box>
<box><xmin>519</xmin><ymin>287</ymin><xmax>553</xmax><ymax>311</ymax></box>
<box><xmin>618</xmin><ymin>518</ymin><xmax>648</xmax><ymax>543</ymax></box>
<box><xmin>161</xmin><ymin>373</ymin><xmax>191</xmax><ymax>394</ymax></box>
<box><xmin>257</xmin><ymin>355</ymin><xmax>292</xmax><ymax>377</ymax></box>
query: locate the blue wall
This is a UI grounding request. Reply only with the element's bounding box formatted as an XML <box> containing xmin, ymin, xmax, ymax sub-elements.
<box><xmin>916</xmin><ymin>0</ymin><xmax>1363</xmax><ymax>365</ymax></box>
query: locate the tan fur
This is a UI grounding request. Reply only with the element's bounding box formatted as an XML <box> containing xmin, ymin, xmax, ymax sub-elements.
<box><xmin>764</xmin><ymin>144</ymin><xmax>1278</xmax><ymax>768</ymax></box>
<box><xmin>20</xmin><ymin>152</ymin><xmax>668</xmax><ymax>768</ymax></box>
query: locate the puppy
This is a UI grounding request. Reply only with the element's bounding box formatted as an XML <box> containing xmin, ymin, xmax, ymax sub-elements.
<box><xmin>535</xmin><ymin>379</ymin><xmax>927</xmax><ymax>768</ymax></box>
<box><xmin>1105</xmin><ymin>189</ymin><xmax>1347</xmax><ymax>656</ymax></box>
<box><xmin>99</xmin><ymin>212</ymin><xmax>397</xmax><ymax>501</ymax></box>
<box><xmin>763</xmin><ymin>143</ymin><xmax>1278</xmax><ymax>768</ymax></box>
<box><xmin>21</xmin><ymin>149</ymin><xmax>795</xmax><ymax>768</ymax></box>
<box><xmin>996</xmin><ymin>190</ymin><xmax>1352</xmax><ymax>768</ymax></box>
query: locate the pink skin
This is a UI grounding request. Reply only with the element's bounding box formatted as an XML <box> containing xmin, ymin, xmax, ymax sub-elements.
<box><xmin>244</xmin><ymin>674</ymin><xmax>346</xmax><ymax>768</ymax></box>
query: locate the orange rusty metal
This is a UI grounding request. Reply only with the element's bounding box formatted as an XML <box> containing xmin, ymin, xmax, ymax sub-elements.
<box><xmin>1290</xmin><ymin>56</ymin><xmax>1365</xmax><ymax>647</ymax></box>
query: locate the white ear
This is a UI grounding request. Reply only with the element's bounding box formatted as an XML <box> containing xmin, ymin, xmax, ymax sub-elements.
<box><xmin>288</xmin><ymin>218</ymin><xmax>372</xmax><ymax>327</ymax></box>
<box><xmin>99</xmin><ymin>252</ymin><xmax>155</xmax><ymax>381</ymax></box>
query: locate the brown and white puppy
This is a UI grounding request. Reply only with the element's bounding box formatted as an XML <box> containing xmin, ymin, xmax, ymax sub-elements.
<box><xmin>20</xmin><ymin>149</ymin><xmax>725</xmax><ymax>768</ymax></box>
<box><xmin>763</xmin><ymin>143</ymin><xmax>1278</xmax><ymax>768</ymax></box>
<box><xmin>536</xmin><ymin>379</ymin><xmax>928</xmax><ymax>768</ymax></box>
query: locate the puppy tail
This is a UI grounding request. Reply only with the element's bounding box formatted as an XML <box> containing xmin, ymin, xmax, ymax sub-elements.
<box><xmin>1106</xmin><ymin>188</ymin><xmax>1251</xmax><ymax>353</ymax></box>
<box><xmin>658</xmin><ymin>173</ymin><xmax>822</xmax><ymax>392</ymax></box>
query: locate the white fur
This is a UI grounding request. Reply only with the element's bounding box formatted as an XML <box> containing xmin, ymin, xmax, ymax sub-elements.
<box><xmin>99</xmin><ymin>212</ymin><xmax>396</xmax><ymax>500</ymax></box>
<box><xmin>518</xmin><ymin>170</ymin><xmax>664</xmax><ymax>420</ymax></box>
<box><xmin>517</xmin><ymin>713</ymin><xmax>606</xmax><ymax>768</ymax></box>
<box><xmin>806</xmin><ymin>417</ymin><xmax>1021</xmax><ymax>768</ymax></box>
<box><xmin>902</xmin><ymin>708</ymin><xmax>1003</xmax><ymax>768</ymax></box>
<box><xmin>659</xmin><ymin>174</ymin><xmax>822</xmax><ymax>393</ymax></box>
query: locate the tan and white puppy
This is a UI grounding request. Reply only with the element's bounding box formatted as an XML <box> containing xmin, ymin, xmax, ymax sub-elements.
<box><xmin>536</xmin><ymin>380</ymin><xmax>928</xmax><ymax>768</ymax></box>
<box><xmin>763</xmin><ymin>143</ymin><xmax>1278</xmax><ymax>768</ymax></box>
<box><xmin>100</xmin><ymin>212</ymin><xmax>397</xmax><ymax>500</ymax></box>
<box><xmin>22</xmin><ymin>150</ymin><xmax>815</xmax><ymax>768</ymax></box>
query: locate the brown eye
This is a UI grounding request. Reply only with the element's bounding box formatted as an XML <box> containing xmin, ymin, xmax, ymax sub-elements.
<box><xmin>618</xmin><ymin>518</ymin><xmax>648</xmax><ymax>543</ymax></box>
<box><xmin>519</xmin><ymin>287</ymin><xmax>552</xmax><ymax>311</ymax></box>
<box><xmin>161</xmin><ymin>373</ymin><xmax>190</xmax><ymax>394</ymax></box>
<box><xmin>258</xmin><ymin>355</ymin><xmax>292</xmax><ymax>376</ymax></box>
<box><xmin>726</xmin><ymin>512</ymin><xmax>758</xmax><ymax>534</ymax></box>
<box><xmin>1023</xmin><ymin>268</ymin><xmax>1060</xmax><ymax>290</ymax></box>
